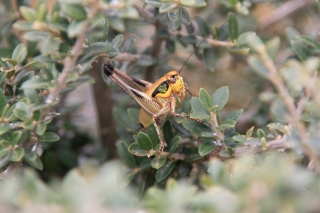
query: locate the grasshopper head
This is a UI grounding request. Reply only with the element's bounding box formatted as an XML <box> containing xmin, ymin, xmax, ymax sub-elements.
<box><xmin>165</xmin><ymin>71</ymin><xmax>187</xmax><ymax>102</ymax></box>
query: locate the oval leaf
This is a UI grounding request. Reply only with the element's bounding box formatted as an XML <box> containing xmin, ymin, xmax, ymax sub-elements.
<box><xmin>137</xmin><ymin>132</ymin><xmax>153</xmax><ymax>151</ymax></box>
<box><xmin>116</xmin><ymin>140</ymin><xmax>136</xmax><ymax>168</ymax></box>
<box><xmin>12</xmin><ymin>43</ymin><xmax>27</xmax><ymax>64</ymax></box>
<box><xmin>151</xmin><ymin>156</ymin><xmax>166</xmax><ymax>169</ymax></box>
<box><xmin>199</xmin><ymin>141</ymin><xmax>216</xmax><ymax>156</ymax></box>
<box><xmin>155</xmin><ymin>160</ymin><xmax>176</xmax><ymax>182</ymax></box>
<box><xmin>38</xmin><ymin>132</ymin><xmax>60</xmax><ymax>142</ymax></box>
<box><xmin>211</xmin><ymin>86</ymin><xmax>229</xmax><ymax>112</ymax></box>
<box><xmin>228</xmin><ymin>12</ymin><xmax>238</xmax><ymax>41</ymax></box>
<box><xmin>9</xmin><ymin>147</ymin><xmax>25</xmax><ymax>162</ymax></box>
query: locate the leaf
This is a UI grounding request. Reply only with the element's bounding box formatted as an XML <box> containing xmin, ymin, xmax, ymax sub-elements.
<box><xmin>248</xmin><ymin>55</ymin><xmax>270</xmax><ymax>79</ymax></box>
<box><xmin>233</xmin><ymin>135</ymin><xmax>247</xmax><ymax>143</ymax></box>
<box><xmin>159</xmin><ymin>3</ymin><xmax>178</xmax><ymax>13</ymax></box>
<box><xmin>203</xmin><ymin>48</ymin><xmax>215</xmax><ymax>72</ymax></box>
<box><xmin>116</xmin><ymin>140</ymin><xmax>136</xmax><ymax>169</ymax></box>
<box><xmin>0</xmin><ymin>89</ymin><xmax>7</xmax><ymax>111</ymax></box>
<box><xmin>9</xmin><ymin>147</ymin><xmax>25</xmax><ymax>162</ymax></box>
<box><xmin>297</xmin><ymin>35</ymin><xmax>320</xmax><ymax>50</ymax></box>
<box><xmin>190</xmin><ymin>97</ymin><xmax>210</xmax><ymax>120</ymax></box>
<box><xmin>13</xmin><ymin>109</ymin><xmax>29</xmax><ymax>121</ymax></box>
<box><xmin>20</xmin><ymin>6</ymin><xmax>37</xmax><ymax>22</ymax></box>
<box><xmin>199</xmin><ymin>141</ymin><xmax>216</xmax><ymax>156</ymax></box>
<box><xmin>168</xmin><ymin>136</ymin><xmax>181</xmax><ymax>155</ymax></box>
<box><xmin>38</xmin><ymin>132</ymin><xmax>60</xmax><ymax>142</ymax></box>
<box><xmin>194</xmin><ymin>16</ymin><xmax>210</xmax><ymax>36</ymax></box>
<box><xmin>155</xmin><ymin>160</ymin><xmax>176</xmax><ymax>182</ymax></box>
<box><xmin>228</xmin><ymin>12</ymin><xmax>238</xmax><ymax>41</ymax></box>
<box><xmin>22</xmin><ymin>120</ymin><xmax>36</xmax><ymax>130</ymax></box>
<box><xmin>180</xmin><ymin>0</ymin><xmax>207</xmax><ymax>7</ymax></box>
<box><xmin>128</xmin><ymin>142</ymin><xmax>154</xmax><ymax>157</ymax></box>
<box><xmin>246</xmin><ymin>126</ymin><xmax>254</xmax><ymax>138</ymax></box>
<box><xmin>0</xmin><ymin>123</ymin><xmax>10</xmax><ymax>135</ymax></box>
<box><xmin>168</xmin><ymin>8</ymin><xmax>182</xmax><ymax>22</ymax></box>
<box><xmin>13</xmin><ymin>21</ymin><xmax>34</xmax><ymax>31</ymax></box>
<box><xmin>139</xmin><ymin>159</ymin><xmax>152</xmax><ymax>173</ymax></box>
<box><xmin>36</xmin><ymin>3</ymin><xmax>47</xmax><ymax>21</ymax></box>
<box><xmin>228</xmin><ymin>46</ymin><xmax>250</xmax><ymax>55</ymax></box>
<box><xmin>68</xmin><ymin>19</ymin><xmax>89</xmax><ymax>38</ymax></box>
<box><xmin>182</xmin><ymin>120</ymin><xmax>212</xmax><ymax>137</ymax></box>
<box><xmin>285</xmin><ymin>27</ymin><xmax>300</xmax><ymax>41</ymax></box>
<box><xmin>12</xmin><ymin>43</ymin><xmax>27</xmax><ymax>64</ymax></box>
<box><xmin>265</xmin><ymin>37</ymin><xmax>280</xmax><ymax>60</ymax></box>
<box><xmin>137</xmin><ymin>132</ymin><xmax>153</xmax><ymax>151</ymax></box>
<box><xmin>36</xmin><ymin>122</ymin><xmax>47</xmax><ymax>136</ymax></box>
<box><xmin>225</xmin><ymin>109</ymin><xmax>243</xmax><ymax>122</ymax></box>
<box><xmin>271</xmin><ymin>98</ymin><xmax>290</xmax><ymax>122</ymax></box>
<box><xmin>226</xmin><ymin>146</ymin><xmax>234</xmax><ymax>155</ymax></box>
<box><xmin>147</xmin><ymin>124</ymin><xmax>160</xmax><ymax>148</ymax></box>
<box><xmin>257</xmin><ymin>128</ymin><xmax>266</xmax><ymax>139</ymax></box>
<box><xmin>185</xmin><ymin>148</ymin><xmax>203</xmax><ymax>162</ymax></box>
<box><xmin>21</xmin><ymin>76</ymin><xmax>50</xmax><ymax>89</ymax></box>
<box><xmin>23</xmin><ymin>149</ymin><xmax>43</xmax><ymax>170</ymax></box>
<box><xmin>111</xmin><ymin>34</ymin><xmax>124</xmax><ymax>48</ymax></box>
<box><xmin>211</xmin><ymin>86</ymin><xmax>229</xmax><ymax>112</ymax></box>
<box><xmin>216</xmin><ymin>119</ymin><xmax>236</xmax><ymax>130</ymax></box>
<box><xmin>199</xmin><ymin>88</ymin><xmax>212</xmax><ymax>110</ymax></box>
<box><xmin>180</xmin><ymin>7</ymin><xmax>191</xmax><ymax>25</ymax></box>
<box><xmin>9</xmin><ymin>131</ymin><xmax>22</xmax><ymax>146</ymax></box>
<box><xmin>61</xmin><ymin>3</ymin><xmax>87</xmax><ymax>20</ymax></box>
<box><xmin>0</xmin><ymin>147</ymin><xmax>9</xmax><ymax>157</ymax></box>
<box><xmin>109</xmin><ymin>17</ymin><xmax>125</xmax><ymax>32</ymax></box>
<box><xmin>140</xmin><ymin>0</ymin><xmax>163</xmax><ymax>8</ymax></box>
<box><xmin>166</xmin><ymin>14</ymin><xmax>181</xmax><ymax>32</ymax></box>
<box><xmin>151</xmin><ymin>156</ymin><xmax>166</xmax><ymax>169</ymax></box>
<box><xmin>291</xmin><ymin>40</ymin><xmax>312</xmax><ymax>61</ymax></box>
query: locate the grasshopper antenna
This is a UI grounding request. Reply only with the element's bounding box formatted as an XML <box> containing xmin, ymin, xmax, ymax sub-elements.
<box><xmin>178</xmin><ymin>0</ymin><xmax>260</xmax><ymax>74</ymax></box>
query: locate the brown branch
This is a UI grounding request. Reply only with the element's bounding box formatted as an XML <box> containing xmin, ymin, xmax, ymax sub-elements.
<box><xmin>258</xmin><ymin>0</ymin><xmax>315</xmax><ymax>29</ymax></box>
<box><xmin>159</xmin><ymin>136</ymin><xmax>289</xmax><ymax>162</ymax></box>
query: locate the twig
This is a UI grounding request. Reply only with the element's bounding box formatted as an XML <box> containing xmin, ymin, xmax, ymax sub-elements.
<box><xmin>133</xmin><ymin>4</ymin><xmax>153</xmax><ymax>20</ymax></box>
<box><xmin>259</xmin><ymin>49</ymin><xmax>320</xmax><ymax>173</ymax></box>
<box><xmin>169</xmin><ymin>30</ymin><xmax>235</xmax><ymax>47</ymax></box>
<box><xmin>258</xmin><ymin>0</ymin><xmax>315</xmax><ymax>29</ymax></box>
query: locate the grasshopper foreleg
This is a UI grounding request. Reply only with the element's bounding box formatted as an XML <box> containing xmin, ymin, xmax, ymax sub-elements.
<box><xmin>169</xmin><ymin>96</ymin><xmax>202</xmax><ymax>123</ymax></box>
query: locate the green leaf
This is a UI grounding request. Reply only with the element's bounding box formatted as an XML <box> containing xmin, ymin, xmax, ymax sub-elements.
<box><xmin>120</xmin><ymin>172</ymin><xmax>136</xmax><ymax>188</ymax></box>
<box><xmin>137</xmin><ymin>132</ymin><xmax>153</xmax><ymax>151</ymax></box>
<box><xmin>12</xmin><ymin>43</ymin><xmax>27</xmax><ymax>64</ymax></box>
<box><xmin>140</xmin><ymin>0</ymin><xmax>163</xmax><ymax>8</ymax></box>
<box><xmin>22</xmin><ymin>120</ymin><xmax>36</xmax><ymax>130</ymax></box>
<box><xmin>116</xmin><ymin>140</ymin><xmax>136</xmax><ymax>169</ymax></box>
<box><xmin>139</xmin><ymin>158</ymin><xmax>152</xmax><ymax>173</ymax></box>
<box><xmin>265</xmin><ymin>37</ymin><xmax>280</xmax><ymax>60</ymax></box>
<box><xmin>151</xmin><ymin>156</ymin><xmax>166</xmax><ymax>169</ymax></box>
<box><xmin>211</xmin><ymin>86</ymin><xmax>229</xmax><ymax>112</ymax></box>
<box><xmin>20</xmin><ymin>6</ymin><xmax>37</xmax><ymax>22</ymax></box>
<box><xmin>0</xmin><ymin>156</ymin><xmax>10</xmax><ymax>168</ymax></box>
<box><xmin>233</xmin><ymin>134</ymin><xmax>247</xmax><ymax>143</ymax></box>
<box><xmin>228</xmin><ymin>46</ymin><xmax>250</xmax><ymax>55</ymax></box>
<box><xmin>159</xmin><ymin>3</ymin><xmax>178</xmax><ymax>13</ymax></box>
<box><xmin>36</xmin><ymin>122</ymin><xmax>47</xmax><ymax>136</ymax></box>
<box><xmin>0</xmin><ymin>89</ymin><xmax>7</xmax><ymax>111</ymax></box>
<box><xmin>225</xmin><ymin>109</ymin><xmax>243</xmax><ymax>122</ymax></box>
<box><xmin>9</xmin><ymin>131</ymin><xmax>22</xmax><ymax>146</ymax></box>
<box><xmin>257</xmin><ymin>128</ymin><xmax>266</xmax><ymax>139</ymax></box>
<box><xmin>68</xmin><ymin>19</ymin><xmax>89</xmax><ymax>38</ymax></box>
<box><xmin>128</xmin><ymin>142</ymin><xmax>154</xmax><ymax>157</ymax></box>
<box><xmin>297</xmin><ymin>35</ymin><xmax>320</xmax><ymax>50</ymax></box>
<box><xmin>13</xmin><ymin>21</ymin><xmax>34</xmax><ymax>31</ymax></box>
<box><xmin>216</xmin><ymin>119</ymin><xmax>236</xmax><ymax>130</ymax></box>
<box><xmin>62</xmin><ymin>3</ymin><xmax>87</xmax><ymax>20</ymax></box>
<box><xmin>111</xmin><ymin>34</ymin><xmax>124</xmax><ymax>48</ymax></box>
<box><xmin>190</xmin><ymin>97</ymin><xmax>210</xmax><ymax>120</ymax></box>
<box><xmin>194</xmin><ymin>16</ymin><xmax>210</xmax><ymax>36</ymax></box>
<box><xmin>180</xmin><ymin>7</ymin><xmax>191</xmax><ymax>25</ymax></box>
<box><xmin>147</xmin><ymin>124</ymin><xmax>160</xmax><ymax>148</ymax></box>
<box><xmin>226</xmin><ymin>146</ymin><xmax>234</xmax><ymax>155</ymax></box>
<box><xmin>267</xmin><ymin>123</ymin><xmax>288</xmax><ymax>134</ymax></box>
<box><xmin>291</xmin><ymin>40</ymin><xmax>312</xmax><ymax>61</ymax></box>
<box><xmin>166</xmin><ymin>14</ymin><xmax>181</xmax><ymax>32</ymax></box>
<box><xmin>271</xmin><ymin>98</ymin><xmax>290</xmax><ymax>122</ymax></box>
<box><xmin>180</xmin><ymin>0</ymin><xmax>207</xmax><ymax>7</ymax></box>
<box><xmin>109</xmin><ymin>17</ymin><xmax>125</xmax><ymax>32</ymax></box>
<box><xmin>0</xmin><ymin>123</ymin><xmax>10</xmax><ymax>135</ymax></box>
<box><xmin>246</xmin><ymin>126</ymin><xmax>254</xmax><ymax>138</ymax></box>
<box><xmin>163</xmin><ymin>120</ymin><xmax>174</xmax><ymax>145</ymax></box>
<box><xmin>228</xmin><ymin>12</ymin><xmax>238</xmax><ymax>41</ymax></box>
<box><xmin>182</xmin><ymin>120</ymin><xmax>212</xmax><ymax>137</ymax></box>
<box><xmin>168</xmin><ymin>136</ymin><xmax>181</xmax><ymax>155</ymax></box>
<box><xmin>0</xmin><ymin>147</ymin><xmax>9</xmax><ymax>157</ymax></box>
<box><xmin>0</xmin><ymin>140</ymin><xmax>10</xmax><ymax>147</ymax></box>
<box><xmin>36</xmin><ymin>3</ymin><xmax>47</xmax><ymax>21</ymax></box>
<box><xmin>9</xmin><ymin>147</ymin><xmax>25</xmax><ymax>162</ymax></box>
<box><xmin>199</xmin><ymin>88</ymin><xmax>212</xmax><ymax>110</ymax></box>
<box><xmin>285</xmin><ymin>27</ymin><xmax>300</xmax><ymax>41</ymax></box>
<box><xmin>13</xmin><ymin>109</ymin><xmax>30</xmax><ymax>121</ymax></box>
<box><xmin>21</xmin><ymin>76</ymin><xmax>51</xmax><ymax>89</ymax></box>
<box><xmin>248</xmin><ymin>55</ymin><xmax>270</xmax><ymax>78</ymax></box>
<box><xmin>185</xmin><ymin>148</ymin><xmax>203</xmax><ymax>162</ymax></box>
<box><xmin>155</xmin><ymin>160</ymin><xmax>176</xmax><ymax>182</ymax></box>
<box><xmin>203</xmin><ymin>48</ymin><xmax>215</xmax><ymax>72</ymax></box>
<box><xmin>38</xmin><ymin>132</ymin><xmax>60</xmax><ymax>142</ymax></box>
<box><xmin>199</xmin><ymin>141</ymin><xmax>216</xmax><ymax>156</ymax></box>
<box><xmin>23</xmin><ymin>149</ymin><xmax>43</xmax><ymax>170</ymax></box>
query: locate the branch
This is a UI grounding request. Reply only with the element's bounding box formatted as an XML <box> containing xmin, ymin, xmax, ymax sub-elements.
<box><xmin>258</xmin><ymin>0</ymin><xmax>315</xmax><ymax>29</ymax></box>
<box><xmin>169</xmin><ymin>30</ymin><xmax>235</xmax><ymax>47</ymax></box>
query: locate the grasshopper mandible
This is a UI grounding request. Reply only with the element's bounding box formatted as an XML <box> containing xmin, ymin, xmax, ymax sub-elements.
<box><xmin>103</xmin><ymin>63</ymin><xmax>201</xmax><ymax>153</ymax></box>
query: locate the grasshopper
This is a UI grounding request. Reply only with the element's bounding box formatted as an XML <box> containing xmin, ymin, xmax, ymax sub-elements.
<box><xmin>103</xmin><ymin>63</ymin><xmax>201</xmax><ymax>153</ymax></box>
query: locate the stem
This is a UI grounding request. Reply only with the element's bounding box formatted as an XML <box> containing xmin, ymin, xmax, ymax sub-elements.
<box><xmin>259</xmin><ymin>50</ymin><xmax>320</xmax><ymax>173</ymax></box>
<box><xmin>210</xmin><ymin>112</ymin><xmax>225</xmax><ymax>146</ymax></box>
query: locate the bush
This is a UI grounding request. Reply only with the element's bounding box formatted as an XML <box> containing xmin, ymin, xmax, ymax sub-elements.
<box><xmin>0</xmin><ymin>0</ymin><xmax>320</xmax><ymax>212</ymax></box>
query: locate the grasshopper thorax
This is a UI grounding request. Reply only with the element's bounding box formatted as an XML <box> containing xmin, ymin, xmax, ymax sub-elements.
<box><xmin>164</xmin><ymin>71</ymin><xmax>187</xmax><ymax>102</ymax></box>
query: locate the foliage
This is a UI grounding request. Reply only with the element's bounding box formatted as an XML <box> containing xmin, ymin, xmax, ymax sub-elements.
<box><xmin>0</xmin><ymin>0</ymin><xmax>320</xmax><ymax>212</ymax></box>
